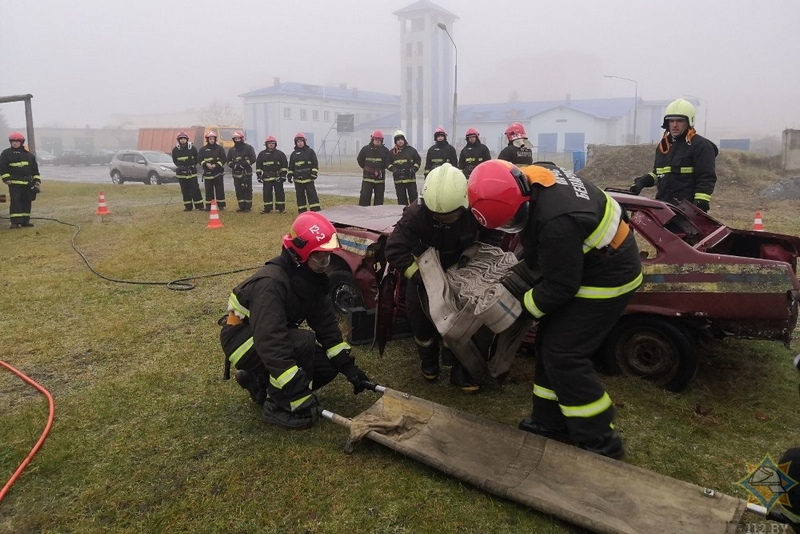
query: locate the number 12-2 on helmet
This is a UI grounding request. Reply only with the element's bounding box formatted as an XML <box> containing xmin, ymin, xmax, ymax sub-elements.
<box><xmin>282</xmin><ymin>212</ymin><xmax>341</xmax><ymax>263</ymax></box>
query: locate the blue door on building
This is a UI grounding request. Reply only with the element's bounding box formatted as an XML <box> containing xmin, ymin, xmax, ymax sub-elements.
<box><xmin>565</xmin><ymin>132</ymin><xmax>586</xmax><ymax>171</ymax></box>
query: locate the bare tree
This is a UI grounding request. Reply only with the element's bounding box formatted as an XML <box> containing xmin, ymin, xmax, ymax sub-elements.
<box><xmin>200</xmin><ymin>99</ymin><xmax>243</xmax><ymax>126</ymax></box>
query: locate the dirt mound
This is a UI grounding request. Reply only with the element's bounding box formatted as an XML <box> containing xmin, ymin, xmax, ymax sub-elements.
<box><xmin>577</xmin><ymin>145</ymin><xmax>789</xmax><ymax>198</ymax></box>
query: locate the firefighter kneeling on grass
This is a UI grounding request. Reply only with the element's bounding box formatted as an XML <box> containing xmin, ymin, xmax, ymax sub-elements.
<box><xmin>468</xmin><ymin>160</ymin><xmax>643</xmax><ymax>460</ymax></box>
<box><xmin>220</xmin><ymin>212</ymin><xmax>372</xmax><ymax>429</ymax></box>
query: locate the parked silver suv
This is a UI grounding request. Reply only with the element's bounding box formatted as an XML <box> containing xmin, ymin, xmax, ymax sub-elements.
<box><xmin>109</xmin><ymin>150</ymin><xmax>177</xmax><ymax>185</ymax></box>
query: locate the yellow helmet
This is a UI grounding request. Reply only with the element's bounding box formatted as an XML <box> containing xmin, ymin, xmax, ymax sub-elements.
<box><xmin>422</xmin><ymin>163</ymin><xmax>468</xmax><ymax>214</ymax></box>
<box><xmin>662</xmin><ymin>98</ymin><xmax>695</xmax><ymax>129</ymax></box>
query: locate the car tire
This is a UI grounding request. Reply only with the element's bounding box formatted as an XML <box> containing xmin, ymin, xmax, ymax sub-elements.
<box><xmin>147</xmin><ymin>172</ymin><xmax>160</xmax><ymax>186</ymax></box>
<box><xmin>111</xmin><ymin>170</ymin><xmax>124</xmax><ymax>185</ymax></box>
<box><xmin>601</xmin><ymin>315</ymin><xmax>698</xmax><ymax>393</ymax></box>
<box><xmin>327</xmin><ymin>268</ymin><xmax>364</xmax><ymax>315</ymax></box>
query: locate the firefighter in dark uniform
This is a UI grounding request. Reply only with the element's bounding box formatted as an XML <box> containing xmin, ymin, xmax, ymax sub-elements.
<box><xmin>198</xmin><ymin>131</ymin><xmax>227</xmax><ymax>210</ymax></box>
<box><xmin>385</xmin><ymin>163</ymin><xmax>503</xmax><ymax>393</ymax></box>
<box><xmin>458</xmin><ymin>127</ymin><xmax>491</xmax><ymax>179</ymax></box>
<box><xmin>386</xmin><ymin>130</ymin><xmax>421</xmax><ymax>206</ymax></box>
<box><xmin>287</xmin><ymin>132</ymin><xmax>321</xmax><ymax>213</ymax></box>
<box><xmin>1</xmin><ymin>132</ymin><xmax>40</xmax><ymax>228</ymax></box>
<box><xmin>356</xmin><ymin>130</ymin><xmax>390</xmax><ymax>206</ymax></box>
<box><xmin>171</xmin><ymin>131</ymin><xmax>203</xmax><ymax>211</ymax></box>
<box><xmin>220</xmin><ymin>212</ymin><xmax>372</xmax><ymax>429</ymax></box>
<box><xmin>629</xmin><ymin>98</ymin><xmax>718</xmax><ymax>212</ymax></box>
<box><xmin>255</xmin><ymin>135</ymin><xmax>288</xmax><ymax>214</ymax></box>
<box><xmin>423</xmin><ymin>127</ymin><xmax>458</xmax><ymax>178</ymax></box>
<box><xmin>498</xmin><ymin>122</ymin><xmax>534</xmax><ymax>166</ymax></box>
<box><xmin>468</xmin><ymin>160</ymin><xmax>643</xmax><ymax>459</ymax></box>
<box><xmin>227</xmin><ymin>131</ymin><xmax>257</xmax><ymax>212</ymax></box>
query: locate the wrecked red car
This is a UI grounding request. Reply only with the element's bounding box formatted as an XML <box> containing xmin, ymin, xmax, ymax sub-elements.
<box><xmin>321</xmin><ymin>194</ymin><xmax>800</xmax><ymax>392</ymax></box>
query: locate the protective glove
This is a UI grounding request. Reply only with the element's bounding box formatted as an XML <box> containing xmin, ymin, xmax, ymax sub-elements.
<box><xmin>342</xmin><ymin>364</ymin><xmax>371</xmax><ymax>395</ymax></box>
<box><xmin>310</xmin><ymin>171</ymin><xmax>318</xmax><ymax>181</ymax></box>
<box><xmin>278</xmin><ymin>177</ymin><xmax>286</xmax><ymax>183</ymax></box>
<box><xmin>693</xmin><ymin>199</ymin><xmax>710</xmax><ymax>212</ymax></box>
<box><xmin>32</xmin><ymin>183</ymin><xmax>41</xmax><ymax>193</ymax></box>
<box><xmin>629</xmin><ymin>182</ymin><xmax>644</xmax><ymax>195</ymax></box>
<box><xmin>287</xmin><ymin>175</ymin><xmax>293</xmax><ymax>183</ymax></box>
<box><xmin>501</xmin><ymin>261</ymin><xmax>541</xmax><ymax>301</ymax></box>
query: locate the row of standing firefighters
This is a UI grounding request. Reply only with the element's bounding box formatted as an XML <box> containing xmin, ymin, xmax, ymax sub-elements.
<box><xmin>170</xmin><ymin>130</ymin><xmax>321</xmax><ymax>214</ymax></box>
<box><xmin>355</xmin><ymin>122</ymin><xmax>534</xmax><ymax>207</ymax></box>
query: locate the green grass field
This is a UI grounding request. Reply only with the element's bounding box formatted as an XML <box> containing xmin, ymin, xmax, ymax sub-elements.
<box><xmin>1</xmin><ymin>179</ymin><xmax>799</xmax><ymax>533</ymax></box>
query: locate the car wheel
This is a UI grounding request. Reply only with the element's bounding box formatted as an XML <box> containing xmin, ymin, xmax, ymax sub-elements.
<box><xmin>327</xmin><ymin>269</ymin><xmax>364</xmax><ymax>315</ymax></box>
<box><xmin>110</xmin><ymin>170</ymin><xmax>124</xmax><ymax>185</ymax></box>
<box><xmin>602</xmin><ymin>315</ymin><xmax>698</xmax><ymax>392</ymax></box>
<box><xmin>148</xmin><ymin>172</ymin><xmax>160</xmax><ymax>186</ymax></box>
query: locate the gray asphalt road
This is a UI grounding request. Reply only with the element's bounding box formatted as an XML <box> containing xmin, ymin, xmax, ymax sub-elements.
<box><xmin>41</xmin><ymin>164</ymin><xmax>422</xmax><ymax>200</ymax></box>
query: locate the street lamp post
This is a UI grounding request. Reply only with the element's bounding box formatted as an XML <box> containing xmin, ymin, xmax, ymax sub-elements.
<box><xmin>437</xmin><ymin>22</ymin><xmax>458</xmax><ymax>139</ymax></box>
<box><xmin>605</xmin><ymin>75</ymin><xmax>638</xmax><ymax>144</ymax></box>
<box><xmin>684</xmin><ymin>94</ymin><xmax>708</xmax><ymax>136</ymax></box>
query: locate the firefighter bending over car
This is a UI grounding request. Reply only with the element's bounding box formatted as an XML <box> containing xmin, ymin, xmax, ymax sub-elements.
<box><xmin>1</xmin><ymin>132</ymin><xmax>41</xmax><ymax>228</ymax></box>
<box><xmin>255</xmin><ymin>135</ymin><xmax>288</xmax><ymax>214</ymax></box>
<box><xmin>171</xmin><ymin>131</ymin><xmax>204</xmax><ymax>211</ymax></box>
<box><xmin>468</xmin><ymin>160</ymin><xmax>642</xmax><ymax>460</ymax></box>
<box><xmin>385</xmin><ymin>163</ymin><xmax>503</xmax><ymax>393</ymax></box>
<box><xmin>629</xmin><ymin>98</ymin><xmax>718</xmax><ymax>212</ymax></box>
<box><xmin>198</xmin><ymin>131</ymin><xmax>227</xmax><ymax>210</ymax></box>
<box><xmin>220</xmin><ymin>212</ymin><xmax>372</xmax><ymax>429</ymax></box>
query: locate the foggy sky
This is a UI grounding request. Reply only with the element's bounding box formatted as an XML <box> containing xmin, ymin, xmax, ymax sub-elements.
<box><xmin>2</xmin><ymin>0</ymin><xmax>799</xmax><ymax>140</ymax></box>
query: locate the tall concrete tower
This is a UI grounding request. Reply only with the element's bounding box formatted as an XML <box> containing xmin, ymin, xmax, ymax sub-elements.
<box><xmin>393</xmin><ymin>1</ymin><xmax>458</xmax><ymax>149</ymax></box>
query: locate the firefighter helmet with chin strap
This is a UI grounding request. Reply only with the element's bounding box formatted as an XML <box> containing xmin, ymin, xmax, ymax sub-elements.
<box><xmin>505</xmin><ymin>123</ymin><xmax>527</xmax><ymax>142</ymax></box>
<box><xmin>282</xmin><ymin>212</ymin><xmax>341</xmax><ymax>263</ymax></box>
<box><xmin>421</xmin><ymin>163</ymin><xmax>468</xmax><ymax>215</ymax></box>
<box><xmin>371</xmin><ymin>130</ymin><xmax>384</xmax><ymax>141</ymax></box>
<box><xmin>294</xmin><ymin>132</ymin><xmax>307</xmax><ymax>143</ymax></box>
<box><xmin>8</xmin><ymin>131</ymin><xmax>25</xmax><ymax>143</ymax></box>
<box><xmin>205</xmin><ymin>131</ymin><xmax>218</xmax><ymax>140</ymax></box>
<box><xmin>662</xmin><ymin>98</ymin><xmax>695</xmax><ymax>129</ymax></box>
<box><xmin>433</xmin><ymin>127</ymin><xmax>447</xmax><ymax>140</ymax></box>
<box><xmin>232</xmin><ymin>131</ymin><xmax>244</xmax><ymax>141</ymax></box>
<box><xmin>264</xmin><ymin>135</ymin><xmax>277</xmax><ymax>146</ymax></box>
<box><xmin>465</xmin><ymin>127</ymin><xmax>480</xmax><ymax>140</ymax></box>
<box><xmin>468</xmin><ymin>159</ymin><xmax>537</xmax><ymax>232</ymax></box>
<box><xmin>176</xmin><ymin>131</ymin><xmax>189</xmax><ymax>141</ymax></box>
<box><xmin>393</xmin><ymin>130</ymin><xmax>406</xmax><ymax>143</ymax></box>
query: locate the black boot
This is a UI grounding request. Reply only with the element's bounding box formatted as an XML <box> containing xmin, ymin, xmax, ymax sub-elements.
<box><xmin>518</xmin><ymin>417</ymin><xmax>572</xmax><ymax>443</ymax></box>
<box><xmin>449</xmin><ymin>361</ymin><xmax>479</xmax><ymax>394</ymax></box>
<box><xmin>441</xmin><ymin>347</ymin><xmax>456</xmax><ymax>367</ymax></box>
<box><xmin>418</xmin><ymin>344</ymin><xmax>440</xmax><ymax>381</ymax></box>
<box><xmin>578</xmin><ymin>430</ymin><xmax>626</xmax><ymax>460</ymax></box>
<box><xmin>234</xmin><ymin>370</ymin><xmax>267</xmax><ymax>405</ymax></box>
<box><xmin>261</xmin><ymin>399</ymin><xmax>317</xmax><ymax>430</ymax></box>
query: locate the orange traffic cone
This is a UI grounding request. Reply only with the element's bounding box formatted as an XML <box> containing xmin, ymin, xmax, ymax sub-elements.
<box><xmin>753</xmin><ymin>211</ymin><xmax>764</xmax><ymax>232</ymax></box>
<box><xmin>96</xmin><ymin>191</ymin><xmax>110</xmax><ymax>215</ymax></box>
<box><xmin>206</xmin><ymin>199</ymin><xmax>223</xmax><ymax>229</ymax></box>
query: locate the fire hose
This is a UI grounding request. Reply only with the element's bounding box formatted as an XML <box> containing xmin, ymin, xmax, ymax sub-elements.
<box><xmin>0</xmin><ymin>360</ymin><xmax>55</xmax><ymax>503</ymax></box>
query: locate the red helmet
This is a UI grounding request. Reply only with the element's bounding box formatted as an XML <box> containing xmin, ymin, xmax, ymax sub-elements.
<box><xmin>205</xmin><ymin>131</ymin><xmax>218</xmax><ymax>139</ymax></box>
<box><xmin>282</xmin><ymin>212</ymin><xmax>341</xmax><ymax>263</ymax></box>
<box><xmin>264</xmin><ymin>135</ymin><xmax>277</xmax><ymax>146</ymax></box>
<box><xmin>176</xmin><ymin>131</ymin><xmax>189</xmax><ymax>140</ymax></box>
<box><xmin>434</xmin><ymin>127</ymin><xmax>447</xmax><ymax>138</ymax></box>
<box><xmin>371</xmin><ymin>130</ymin><xmax>384</xmax><ymax>140</ymax></box>
<box><xmin>505</xmin><ymin>123</ymin><xmax>527</xmax><ymax>142</ymax></box>
<box><xmin>8</xmin><ymin>131</ymin><xmax>25</xmax><ymax>143</ymax></box>
<box><xmin>232</xmin><ymin>131</ymin><xmax>244</xmax><ymax>140</ymax></box>
<box><xmin>294</xmin><ymin>132</ymin><xmax>307</xmax><ymax>143</ymax></box>
<box><xmin>467</xmin><ymin>160</ymin><xmax>532</xmax><ymax>232</ymax></box>
<box><xmin>465</xmin><ymin>128</ymin><xmax>479</xmax><ymax>139</ymax></box>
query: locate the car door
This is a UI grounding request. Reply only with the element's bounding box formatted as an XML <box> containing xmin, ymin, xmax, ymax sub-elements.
<box><xmin>120</xmin><ymin>153</ymin><xmax>136</xmax><ymax>179</ymax></box>
<box><xmin>131</xmin><ymin>152</ymin><xmax>148</xmax><ymax>181</ymax></box>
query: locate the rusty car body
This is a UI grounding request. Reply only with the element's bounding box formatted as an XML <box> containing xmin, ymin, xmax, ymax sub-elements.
<box><xmin>321</xmin><ymin>194</ymin><xmax>800</xmax><ymax>392</ymax></box>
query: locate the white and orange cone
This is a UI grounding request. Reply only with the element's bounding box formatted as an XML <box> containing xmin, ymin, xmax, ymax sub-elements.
<box><xmin>753</xmin><ymin>211</ymin><xmax>764</xmax><ymax>232</ymax></box>
<box><xmin>96</xmin><ymin>191</ymin><xmax>111</xmax><ymax>215</ymax></box>
<box><xmin>206</xmin><ymin>199</ymin><xmax>223</xmax><ymax>229</ymax></box>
